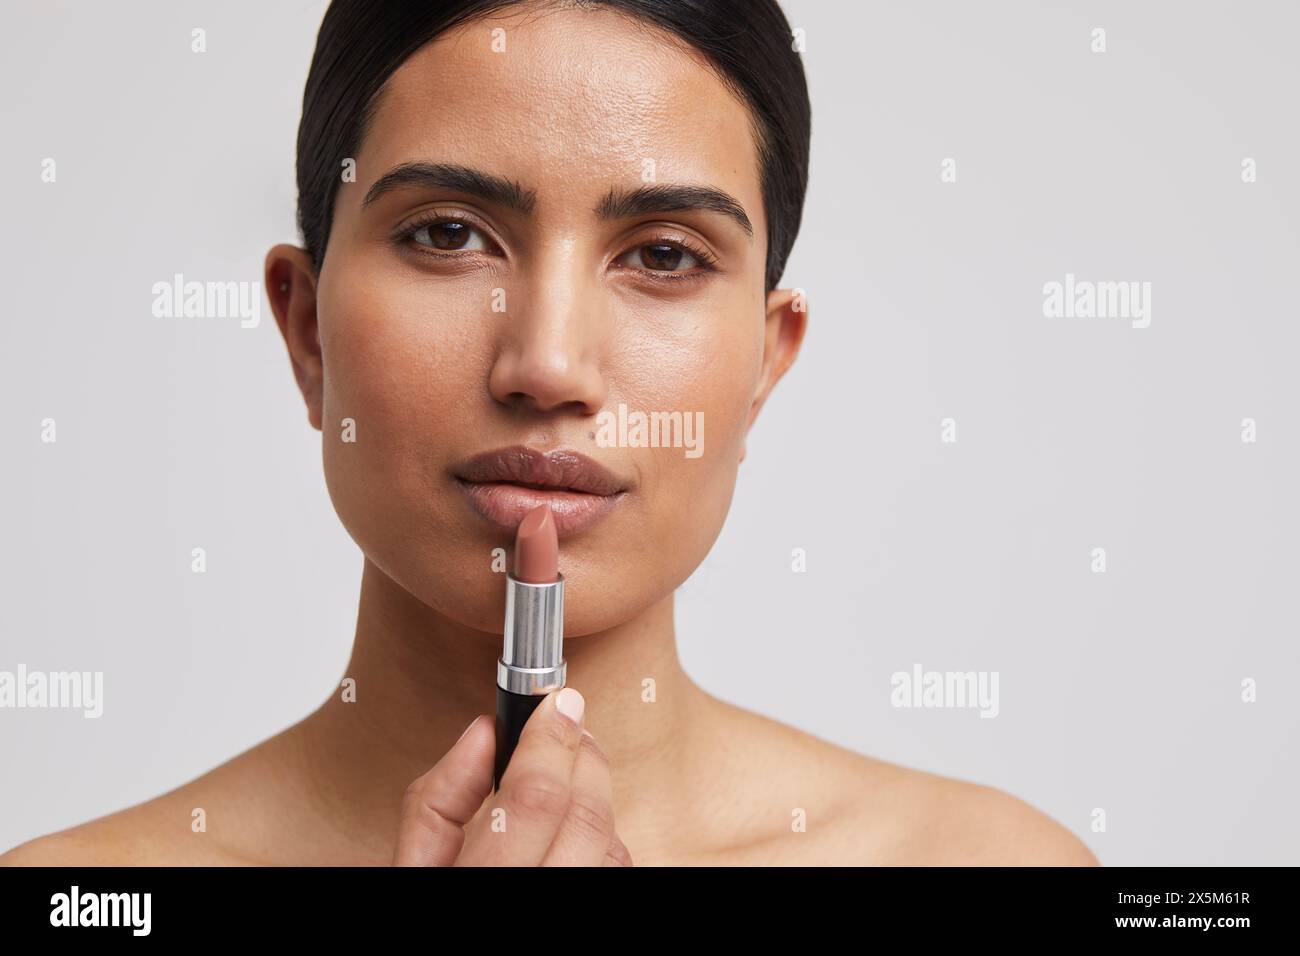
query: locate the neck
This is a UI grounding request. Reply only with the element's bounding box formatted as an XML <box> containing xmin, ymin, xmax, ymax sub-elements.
<box><xmin>293</xmin><ymin>557</ymin><xmax>715</xmax><ymax>862</ymax></box>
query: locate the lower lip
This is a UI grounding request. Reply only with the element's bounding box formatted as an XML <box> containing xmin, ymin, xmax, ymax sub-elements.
<box><xmin>455</xmin><ymin>479</ymin><xmax>624</xmax><ymax>536</ymax></box>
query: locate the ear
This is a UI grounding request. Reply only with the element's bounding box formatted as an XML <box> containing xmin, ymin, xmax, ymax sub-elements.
<box><xmin>741</xmin><ymin>286</ymin><xmax>808</xmax><ymax>463</ymax></box>
<box><xmin>265</xmin><ymin>244</ymin><xmax>323</xmax><ymax>431</ymax></box>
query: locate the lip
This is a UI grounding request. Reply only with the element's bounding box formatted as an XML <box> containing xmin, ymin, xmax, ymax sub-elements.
<box><xmin>452</xmin><ymin>446</ymin><xmax>629</xmax><ymax>536</ymax></box>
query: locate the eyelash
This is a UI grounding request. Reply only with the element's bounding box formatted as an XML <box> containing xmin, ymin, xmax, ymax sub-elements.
<box><xmin>612</xmin><ymin>235</ymin><xmax>719</xmax><ymax>283</ymax></box>
<box><xmin>394</xmin><ymin>210</ymin><xmax>496</xmax><ymax>261</ymax></box>
<box><xmin>393</xmin><ymin>210</ymin><xmax>719</xmax><ymax>282</ymax></box>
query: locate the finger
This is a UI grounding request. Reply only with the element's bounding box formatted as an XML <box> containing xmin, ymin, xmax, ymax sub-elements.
<box><xmin>541</xmin><ymin>730</ymin><xmax>616</xmax><ymax>866</ymax></box>
<box><xmin>603</xmin><ymin>834</ymin><xmax>634</xmax><ymax>867</ymax></box>
<box><xmin>393</xmin><ymin>714</ymin><xmax>494</xmax><ymax>866</ymax></box>
<box><xmin>457</xmin><ymin>687</ymin><xmax>585</xmax><ymax>866</ymax></box>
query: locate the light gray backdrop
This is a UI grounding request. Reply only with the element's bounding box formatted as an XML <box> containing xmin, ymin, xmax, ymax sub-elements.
<box><xmin>1</xmin><ymin>0</ymin><xmax>1296</xmax><ymax>864</ymax></box>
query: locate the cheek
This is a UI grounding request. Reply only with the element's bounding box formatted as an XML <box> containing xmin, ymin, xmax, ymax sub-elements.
<box><xmin>318</xmin><ymin>256</ymin><xmax>500</xmax><ymax>449</ymax></box>
<box><xmin>614</xmin><ymin>306</ymin><xmax>763</xmax><ymax>578</ymax></box>
<box><xmin>320</xmin><ymin>283</ymin><xmax>461</xmax><ymax>484</ymax></box>
<box><xmin>320</xmin><ymin>263</ymin><xmax>490</xmax><ymax>405</ymax></box>
<box><xmin>314</xmin><ymin>266</ymin><xmax>499</xmax><ymax>608</ymax></box>
<box><xmin>620</xmin><ymin>301</ymin><xmax>763</xmax><ymax>457</ymax></box>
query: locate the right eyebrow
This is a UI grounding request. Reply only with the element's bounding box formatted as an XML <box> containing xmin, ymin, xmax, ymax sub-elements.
<box><xmin>361</xmin><ymin>162</ymin><xmax>537</xmax><ymax>214</ymax></box>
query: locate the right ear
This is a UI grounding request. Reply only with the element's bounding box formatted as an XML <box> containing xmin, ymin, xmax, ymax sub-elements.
<box><xmin>265</xmin><ymin>244</ymin><xmax>323</xmax><ymax>431</ymax></box>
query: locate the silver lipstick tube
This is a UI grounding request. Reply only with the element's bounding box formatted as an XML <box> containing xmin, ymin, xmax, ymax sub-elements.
<box><xmin>497</xmin><ymin>571</ymin><xmax>566</xmax><ymax>695</ymax></box>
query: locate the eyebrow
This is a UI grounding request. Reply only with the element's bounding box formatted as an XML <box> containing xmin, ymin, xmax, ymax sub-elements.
<box><xmin>362</xmin><ymin>162</ymin><xmax>536</xmax><ymax>214</ymax></box>
<box><xmin>596</xmin><ymin>183</ymin><xmax>753</xmax><ymax>238</ymax></box>
<box><xmin>361</xmin><ymin>161</ymin><xmax>753</xmax><ymax>238</ymax></box>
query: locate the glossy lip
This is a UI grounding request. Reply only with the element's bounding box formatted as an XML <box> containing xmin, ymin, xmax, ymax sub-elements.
<box><xmin>451</xmin><ymin>446</ymin><xmax>630</xmax><ymax>536</ymax></box>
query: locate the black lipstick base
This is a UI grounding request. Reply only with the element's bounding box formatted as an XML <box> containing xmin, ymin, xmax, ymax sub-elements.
<box><xmin>494</xmin><ymin>684</ymin><xmax>547</xmax><ymax>791</ymax></box>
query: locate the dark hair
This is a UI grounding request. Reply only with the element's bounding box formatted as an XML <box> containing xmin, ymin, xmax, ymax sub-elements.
<box><xmin>297</xmin><ymin>0</ymin><xmax>811</xmax><ymax>292</ymax></box>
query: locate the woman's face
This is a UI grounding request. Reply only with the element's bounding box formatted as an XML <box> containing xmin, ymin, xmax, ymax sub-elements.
<box><xmin>269</xmin><ymin>4</ymin><xmax>804</xmax><ymax>636</ymax></box>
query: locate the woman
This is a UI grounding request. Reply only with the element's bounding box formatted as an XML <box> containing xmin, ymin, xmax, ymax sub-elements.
<box><xmin>3</xmin><ymin>0</ymin><xmax>1097</xmax><ymax>866</ymax></box>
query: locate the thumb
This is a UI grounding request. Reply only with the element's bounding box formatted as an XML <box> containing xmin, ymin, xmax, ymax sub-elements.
<box><xmin>392</xmin><ymin>714</ymin><xmax>495</xmax><ymax>866</ymax></box>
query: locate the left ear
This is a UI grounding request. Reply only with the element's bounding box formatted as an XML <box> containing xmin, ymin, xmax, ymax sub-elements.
<box><xmin>741</xmin><ymin>286</ymin><xmax>808</xmax><ymax>462</ymax></box>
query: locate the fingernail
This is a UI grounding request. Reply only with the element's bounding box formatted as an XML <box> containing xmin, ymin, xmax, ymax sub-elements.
<box><xmin>556</xmin><ymin>687</ymin><xmax>585</xmax><ymax>725</ymax></box>
<box><xmin>456</xmin><ymin>715</ymin><xmax>479</xmax><ymax>743</ymax></box>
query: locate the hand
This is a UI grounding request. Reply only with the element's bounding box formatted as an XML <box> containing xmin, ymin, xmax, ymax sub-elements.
<box><xmin>393</xmin><ymin>687</ymin><xmax>632</xmax><ymax>866</ymax></box>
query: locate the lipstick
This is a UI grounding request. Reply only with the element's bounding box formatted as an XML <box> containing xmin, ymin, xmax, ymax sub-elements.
<box><xmin>494</xmin><ymin>503</ymin><xmax>566</xmax><ymax>791</ymax></box>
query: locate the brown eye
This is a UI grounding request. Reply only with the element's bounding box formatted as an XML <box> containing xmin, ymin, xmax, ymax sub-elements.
<box><xmin>640</xmin><ymin>243</ymin><xmax>685</xmax><ymax>271</ymax></box>
<box><xmin>618</xmin><ymin>241</ymin><xmax>704</xmax><ymax>273</ymax></box>
<box><xmin>409</xmin><ymin>219</ymin><xmax>490</xmax><ymax>252</ymax></box>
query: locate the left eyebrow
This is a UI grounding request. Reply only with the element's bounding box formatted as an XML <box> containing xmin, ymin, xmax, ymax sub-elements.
<box><xmin>596</xmin><ymin>183</ymin><xmax>754</xmax><ymax>239</ymax></box>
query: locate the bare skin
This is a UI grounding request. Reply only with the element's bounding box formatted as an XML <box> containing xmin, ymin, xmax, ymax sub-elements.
<box><xmin>2</xmin><ymin>3</ymin><xmax>1097</xmax><ymax>867</ymax></box>
<box><xmin>0</xmin><ymin>676</ymin><xmax>1096</xmax><ymax>866</ymax></box>
<box><xmin>1</xmin><ymin>573</ymin><xmax>1096</xmax><ymax>866</ymax></box>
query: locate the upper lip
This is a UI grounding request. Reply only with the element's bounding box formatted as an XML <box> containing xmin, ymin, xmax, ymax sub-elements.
<box><xmin>452</xmin><ymin>446</ymin><xmax>628</xmax><ymax>497</ymax></box>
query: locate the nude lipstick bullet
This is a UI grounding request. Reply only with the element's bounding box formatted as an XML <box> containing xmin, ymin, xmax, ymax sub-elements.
<box><xmin>494</xmin><ymin>503</ymin><xmax>565</xmax><ymax>791</ymax></box>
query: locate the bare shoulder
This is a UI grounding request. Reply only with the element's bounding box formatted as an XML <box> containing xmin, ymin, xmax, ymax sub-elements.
<box><xmin>866</xmin><ymin>765</ymin><xmax>1101</xmax><ymax>866</ymax></box>
<box><xmin>0</xmin><ymin>783</ymin><xmax>253</xmax><ymax>867</ymax></box>
<box><xmin>713</xmin><ymin>700</ymin><xmax>1099</xmax><ymax>866</ymax></box>
<box><xmin>0</xmin><ymin>740</ymin><xmax>286</xmax><ymax>867</ymax></box>
<box><xmin>3</xmin><ymin>804</ymin><xmax>181</xmax><ymax>866</ymax></box>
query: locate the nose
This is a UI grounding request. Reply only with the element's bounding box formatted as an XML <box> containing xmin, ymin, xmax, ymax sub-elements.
<box><xmin>487</xmin><ymin>250</ymin><xmax>608</xmax><ymax>416</ymax></box>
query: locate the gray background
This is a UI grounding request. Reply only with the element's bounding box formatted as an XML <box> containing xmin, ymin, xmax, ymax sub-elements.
<box><xmin>1</xmin><ymin>0</ymin><xmax>1296</xmax><ymax>864</ymax></box>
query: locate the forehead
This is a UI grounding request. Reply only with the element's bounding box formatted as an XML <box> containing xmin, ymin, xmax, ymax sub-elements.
<box><xmin>359</xmin><ymin>4</ymin><xmax>763</xmax><ymax>223</ymax></box>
